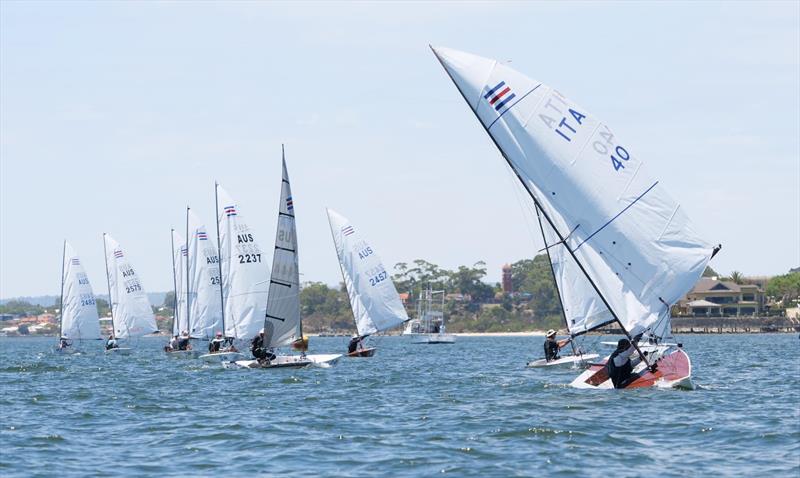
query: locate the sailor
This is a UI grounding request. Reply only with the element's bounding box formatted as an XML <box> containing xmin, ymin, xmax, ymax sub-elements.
<box><xmin>59</xmin><ymin>335</ymin><xmax>71</xmax><ymax>349</ymax></box>
<box><xmin>177</xmin><ymin>331</ymin><xmax>191</xmax><ymax>351</ymax></box>
<box><xmin>607</xmin><ymin>333</ymin><xmax>645</xmax><ymax>388</ymax></box>
<box><xmin>208</xmin><ymin>331</ymin><xmax>225</xmax><ymax>353</ymax></box>
<box><xmin>348</xmin><ymin>335</ymin><xmax>363</xmax><ymax>354</ymax></box>
<box><xmin>251</xmin><ymin>329</ymin><xmax>275</xmax><ymax>363</ymax></box>
<box><xmin>543</xmin><ymin>329</ymin><xmax>569</xmax><ymax>362</ymax></box>
<box><xmin>105</xmin><ymin>334</ymin><xmax>118</xmax><ymax>350</ymax></box>
<box><xmin>166</xmin><ymin>335</ymin><xmax>179</xmax><ymax>352</ymax></box>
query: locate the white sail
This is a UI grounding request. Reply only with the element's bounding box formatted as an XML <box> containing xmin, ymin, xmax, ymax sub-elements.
<box><xmin>216</xmin><ymin>184</ymin><xmax>269</xmax><ymax>340</ymax></box>
<box><xmin>326</xmin><ymin>209</ymin><xmax>408</xmax><ymax>336</ymax></box>
<box><xmin>432</xmin><ymin>46</ymin><xmax>714</xmax><ymax>335</ymax></box>
<box><xmin>171</xmin><ymin>230</ymin><xmax>188</xmax><ymax>336</ymax></box>
<box><xmin>187</xmin><ymin>209</ymin><xmax>223</xmax><ymax>339</ymax></box>
<box><xmin>60</xmin><ymin>242</ymin><xmax>101</xmax><ymax>340</ymax></box>
<box><xmin>263</xmin><ymin>156</ymin><xmax>302</xmax><ymax>348</ymax></box>
<box><xmin>104</xmin><ymin>234</ymin><xmax>158</xmax><ymax>339</ymax></box>
<box><xmin>540</xmin><ymin>212</ymin><xmax>614</xmax><ymax>335</ymax></box>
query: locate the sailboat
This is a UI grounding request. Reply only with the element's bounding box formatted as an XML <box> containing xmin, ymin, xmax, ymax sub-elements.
<box><xmin>103</xmin><ymin>233</ymin><xmax>159</xmax><ymax>355</ymax></box>
<box><xmin>187</xmin><ymin>208</ymin><xmax>224</xmax><ymax>340</ymax></box>
<box><xmin>404</xmin><ymin>287</ymin><xmax>455</xmax><ymax>344</ymax></box>
<box><xmin>431</xmin><ymin>47</ymin><xmax>719</xmax><ymax>389</ymax></box>
<box><xmin>326</xmin><ymin>209</ymin><xmax>409</xmax><ymax>357</ymax></box>
<box><xmin>231</xmin><ymin>147</ymin><xmax>341</xmax><ymax>369</ymax></box>
<box><xmin>56</xmin><ymin>241</ymin><xmax>101</xmax><ymax>353</ymax></box>
<box><xmin>199</xmin><ymin>184</ymin><xmax>267</xmax><ymax>363</ymax></box>
<box><xmin>164</xmin><ymin>229</ymin><xmax>198</xmax><ymax>358</ymax></box>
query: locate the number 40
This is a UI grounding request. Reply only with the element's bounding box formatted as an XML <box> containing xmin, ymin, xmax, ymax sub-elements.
<box><xmin>611</xmin><ymin>146</ymin><xmax>630</xmax><ymax>171</ymax></box>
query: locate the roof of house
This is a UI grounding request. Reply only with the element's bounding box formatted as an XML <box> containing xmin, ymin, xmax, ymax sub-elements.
<box><xmin>692</xmin><ymin>278</ymin><xmax>741</xmax><ymax>293</ymax></box>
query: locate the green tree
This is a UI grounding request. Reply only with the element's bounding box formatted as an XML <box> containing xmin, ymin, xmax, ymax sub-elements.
<box><xmin>729</xmin><ymin>271</ymin><xmax>744</xmax><ymax>284</ymax></box>
<box><xmin>766</xmin><ymin>272</ymin><xmax>800</xmax><ymax>306</ymax></box>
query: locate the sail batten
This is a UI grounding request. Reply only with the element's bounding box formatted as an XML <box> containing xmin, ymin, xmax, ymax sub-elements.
<box><xmin>327</xmin><ymin>209</ymin><xmax>409</xmax><ymax>337</ymax></box>
<box><xmin>433</xmin><ymin>46</ymin><xmax>714</xmax><ymax>336</ymax></box>
<box><xmin>60</xmin><ymin>242</ymin><xmax>101</xmax><ymax>340</ymax></box>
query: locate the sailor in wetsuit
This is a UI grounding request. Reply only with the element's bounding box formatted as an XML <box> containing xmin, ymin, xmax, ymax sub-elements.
<box><xmin>177</xmin><ymin>331</ymin><xmax>191</xmax><ymax>351</ymax></box>
<box><xmin>59</xmin><ymin>336</ymin><xmax>72</xmax><ymax>350</ymax></box>
<box><xmin>348</xmin><ymin>335</ymin><xmax>364</xmax><ymax>354</ymax></box>
<box><xmin>105</xmin><ymin>334</ymin><xmax>119</xmax><ymax>350</ymax></box>
<box><xmin>544</xmin><ymin>329</ymin><xmax>570</xmax><ymax>362</ymax></box>
<box><xmin>607</xmin><ymin>334</ymin><xmax>646</xmax><ymax>388</ymax></box>
<box><xmin>208</xmin><ymin>331</ymin><xmax>224</xmax><ymax>353</ymax></box>
<box><xmin>251</xmin><ymin>329</ymin><xmax>276</xmax><ymax>363</ymax></box>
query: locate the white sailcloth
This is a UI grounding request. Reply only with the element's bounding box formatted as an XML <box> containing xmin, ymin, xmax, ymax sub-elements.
<box><xmin>216</xmin><ymin>184</ymin><xmax>269</xmax><ymax>340</ymax></box>
<box><xmin>60</xmin><ymin>242</ymin><xmax>101</xmax><ymax>340</ymax></box>
<box><xmin>432</xmin><ymin>46</ymin><xmax>714</xmax><ymax>335</ymax></box>
<box><xmin>187</xmin><ymin>209</ymin><xmax>223</xmax><ymax>339</ymax></box>
<box><xmin>104</xmin><ymin>234</ymin><xmax>158</xmax><ymax>339</ymax></box>
<box><xmin>326</xmin><ymin>209</ymin><xmax>408</xmax><ymax>336</ymax></box>
<box><xmin>540</xmin><ymin>213</ymin><xmax>614</xmax><ymax>335</ymax></box>
<box><xmin>171</xmin><ymin>230</ymin><xmax>188</xmax><ymax>336</ymax></box>
<box><xmin>263</xmin><ymin>157</ymin><xmax>302</xmax><ymax>348</ymax></box>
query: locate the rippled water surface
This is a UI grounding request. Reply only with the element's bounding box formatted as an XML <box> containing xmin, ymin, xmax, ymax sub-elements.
<box><xmin>1</xmin><ymin>335</ymin><xmax>798</xmax><ymax>477</ymax></box>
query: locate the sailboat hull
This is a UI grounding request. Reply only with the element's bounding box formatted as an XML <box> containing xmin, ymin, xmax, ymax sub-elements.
<box><xmin>199</xmin><ymin>351</ymin><xmax>245</xmax><ymax>363</ymax></box>
<box><xmin>229</xmin><ymin>353</ymin><xmax>342</xmax><ymax>369</ymax></box>
<box><xmin>527</xmin><ymin>353</ymin><xmax>599</xmax><ymax>368</ymax></box>
<box><xmin>347</xmin><ymin>347</ymin><xmax>376</xmax><ymax>357</ymax></box>
<box><xmin>105</xmin><ymin>347</ymin><xmax>132</xmax><ymax>355</ymax></box>
<box><xmin>165</xmin><ymin>349</ymin><xmax>201</xmax><ymax>359</ymax></box>
<box><xmin>411</xmin><ymin>333</ymin><xmax>456</xmax><ymax>344</ymax></box>
<box><xmin>570</xmin><ymin>347</ymin><xmax>692</xmax><ymax>390</ymax></box>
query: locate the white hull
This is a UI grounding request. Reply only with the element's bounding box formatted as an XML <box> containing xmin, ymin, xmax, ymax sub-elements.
<box><xmin>527</xmin><ymin>353</ymin><xmax>599</xmax><ymax>368</ymax></box>
<box><xmin>411</xmin><ymin>333</ymin><xmax>456</xmax><ymax>344</ymax></box>
<box><xmin>227</xmin><ymin>353</ymin><xmax>342</xmax><ymax>369</ymax></box>
<box><xmin>199</xmin><ymin>351</ymin><xmax>245</xmax><ymax>363</ymax></box>
<box><xmin>105</xmin><ymin>347</ymin><xmax>132</xmax><ymax>355</ymax></box>
<box><xmin>55</xmin><ymin>347</ymin><xmax>79</xmax><ymax>355</ymax></box>
<box><xmin>165</xmin><ymin>349</ymin><xmax>201</xmax><ymax>359</ymax></box>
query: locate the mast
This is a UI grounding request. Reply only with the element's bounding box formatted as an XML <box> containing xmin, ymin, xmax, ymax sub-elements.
<box><xmin>284</xmin><ymin>144</ymin><xmax>305</xmax><ymax>344</ymax></box>
<box><xmin>431</xmin><ymin>47</ymin><xmax>651</xmax><ymax>367</ymax></box>
<box><xmin>170</xmin><ymin>229</ymin><xmax>179</xmax><ymax>337</ymax></box>
<box><xmin>214</xmin><ymin>182</ymin><xmax>227</xmax><ymax>337</ymax></box>
<box><xmin>185</xmin><ymin>206</ymin><xmax>191</xmax><ymax>337</ymax></box>
<box><xmin>59</xmin><ymin>240</ymin><xmax>66</xmax><ymax>339</ymax></box>
<box><xmin>102</xmin><ymin>233</ymin><xmax>115</xmax><ymax>338</ymax></box>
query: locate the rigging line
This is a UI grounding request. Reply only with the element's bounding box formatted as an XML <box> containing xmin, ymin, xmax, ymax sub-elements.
<box><xmin>570</xmin><ymin>181</ymin><xmax>659</xmax><ymax>253</ymax></box>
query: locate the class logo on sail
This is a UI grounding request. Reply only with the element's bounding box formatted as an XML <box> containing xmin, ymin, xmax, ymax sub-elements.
<box><xmin>181</xmin><ymin>246</ymin><xmax>188</xmax><ymax>256</ymax></box>
<box><xmin>342</xmin><ymin>225</ymin><xmax>355</xmax><ymax>236</ymax></box>
<box><xmin>71</xmin><ymin>258</ymin><xmax>80</xmax><ymax>265</ymax></box>
<box><xmin>224</xmin><ymin>205</ymin><xmax>237</xmax><ymax>217</ymax></box>
<box><xmin>484</xmin><ymin>81</ymin><xmax>515</xmax><ymax>112</ymax></box>
<box><xmin>286</xmin><ymin>196</ymin><xmax>294</xmax><ymax>212</ymax></box>
<box><xmin>113</xmin><ymin>250</ymin><xmax>124</xmax><ymax>259</ymax></box>
<box><xmin>197</xmin><ymin>231</ymin><xmax>208</xmax><ymax>241</ymax></box>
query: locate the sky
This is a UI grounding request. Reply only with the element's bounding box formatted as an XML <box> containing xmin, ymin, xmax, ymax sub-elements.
<box><xmin>1</xmin><ymin>1</ymin><xmax>798</xmax><ymax>299</ymax></box>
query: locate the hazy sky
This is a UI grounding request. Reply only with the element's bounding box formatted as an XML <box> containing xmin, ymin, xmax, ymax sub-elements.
<box><xmin>1</xmin><ymin>1</ymin><xmax>798</xmax><ymax>299</ymax></box>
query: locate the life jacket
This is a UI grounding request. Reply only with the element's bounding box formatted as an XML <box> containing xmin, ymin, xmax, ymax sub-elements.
<box><xmin>607</xmin><ymin>349</ymin><xmax>633</xmax><ymax>388</ymax></box>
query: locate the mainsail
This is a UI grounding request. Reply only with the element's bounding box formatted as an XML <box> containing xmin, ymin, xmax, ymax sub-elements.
<box><xmin>432</xmin><ymin>46</ymin><xmax>715</xmax><ymax>336</ymax></box>
<box><xmin>187</xmin><ymin>209</ymin><xmax>223</xmax><ymax>339</ymax></box>
<box><xmin>326</xmin><ymin>209</ymin><xmax>409</xmax><ymax>336</ymax></box>
<box><xmin>60</xmin><ymin>241</ymin><xmax>101</xmax><ymax>340</ymax></box>
<box><xmin>216</xmin><ymin>184</ymin><xmax>269</xmax><ymax>340</ymax></box>
<box><xmin>263</xmin><ymin>152</ymin><xmax>302</xmax><ymax>348</ymax></box>
<box><xmin>103</xmin><ymin>234</ymin><xmax>158</xmax><ymax>339</ymax></box>
<box><xmin>170</xmin><ymin>229</ymin><xmax>188</xmax><ymax>336</ymax></box>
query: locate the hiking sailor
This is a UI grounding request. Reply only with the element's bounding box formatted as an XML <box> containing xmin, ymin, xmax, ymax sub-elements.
<box><xmin>543</xmin><ymin>329</ymin><xmax>569</xmax><ymax>362</ymax></box>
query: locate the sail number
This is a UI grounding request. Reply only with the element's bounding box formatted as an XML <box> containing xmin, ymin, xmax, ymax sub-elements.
<box><xmin>210</xmin><ymin>276</ymin><xmax>221</xmax><ymax>285</ymax></box>
<box><xmin>80</xmin><ymin>294</ymin><xmax>96</xmax><ymax>306</ymax></box>
<box><xmin>368</xmin><ymin>270</ymin><xmax>388</xmax><ymax>286</ymax></box>
<box><xmin>239</xmin><ymin>253</ymin><xmax>262</xmax><ymax>264</ymax></box>
<box><xmin>125</xmin><ymin>283</ymin><xmax>142</xmax><ymax>294</ymax></box>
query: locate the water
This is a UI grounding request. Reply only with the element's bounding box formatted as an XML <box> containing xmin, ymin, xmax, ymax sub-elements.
<box><xmin>1</xmin><ymin>334</ymin><xmax>798</xmax><ymax>477</ymax></box>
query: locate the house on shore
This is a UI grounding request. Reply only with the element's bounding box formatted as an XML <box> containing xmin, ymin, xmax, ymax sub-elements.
<box><xmin>676</xmin><ymin>277</ymin><xmax>764</xmax><ymax>317</ymax></box>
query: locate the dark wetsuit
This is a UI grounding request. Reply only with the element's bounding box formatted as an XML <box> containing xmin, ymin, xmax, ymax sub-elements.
<box><xmin>178</xmin><ymin>338</ymin><xmax>190</xmax><ymax>350</ymax></box>
<box><xmin>209</xmin><ymin>339</ymin><xmax>222</xmax><ymax>353</ymax></box>
<box><xmin>544</xmin><ymin>339</ymin><xmax>560</xmax><ymax>362</ymax></box>
<box><xmin>251</xmin><ymin>335</ymin><xmax>275</xmax><ymax>361</ymax></box>
<box><xmin>607</xmin><ymin>347</ymin><xmax>634</xmax><ymax>388</ymax></box>
<box><xmin>348</xmin><ymin>337</ymin><xmax>361</xmax><ymax>354</ymax></box>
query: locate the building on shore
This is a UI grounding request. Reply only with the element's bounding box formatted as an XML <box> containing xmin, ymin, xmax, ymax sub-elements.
<box><xmin>501</xmin><ymin>264</ymin><xmax>513</xmax><ymax>294</ymax></box>
<box><xmin>675</xmin><ymin>277</ymin><xmax>764</xmax><ymax>317</ymax></box>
